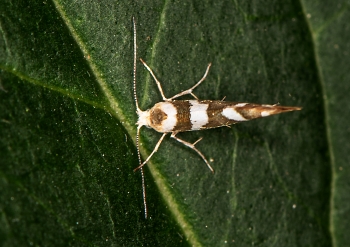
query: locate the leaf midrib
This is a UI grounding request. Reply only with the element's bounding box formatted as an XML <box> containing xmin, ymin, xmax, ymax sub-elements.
<box><xmin>53</xmin><ymin>1</ymin><xmax>201</xmax><ymax>246</ymax></box>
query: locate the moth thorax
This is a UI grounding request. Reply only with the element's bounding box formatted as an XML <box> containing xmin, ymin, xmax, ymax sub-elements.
<box><xmin>149</xmin><ymin>102</ymin><xmax>177</xmax><ymax>133</ymax></box>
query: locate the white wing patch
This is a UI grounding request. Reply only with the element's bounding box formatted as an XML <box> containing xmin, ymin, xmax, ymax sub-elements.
<box><xmin>235</xmin><ymin>103</ymin><xmax>248</xmax><ymax>107</ymax></box>
<box><xmin>160</xmin><ymin>102</ymin><xmax>177</xmax><ymax>132</ymax></box>
<box><xmin>189</xmin><ymin>100</ymin><xmax>209</xmax><ymax>130</ymax></box>
<box><xmin>222</xmin><ymin>107</ymin><xmax>247</xmax><ymax>121</ymax></box>
<box><xmin>261</xmin><ymin>111</ymin><xmax>271</xmax><ymax>117</ymax></box>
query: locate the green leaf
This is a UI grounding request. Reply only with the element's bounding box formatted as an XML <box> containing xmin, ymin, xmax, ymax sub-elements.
<box><xmin>0</xmin><ymin>0</ymin><xmax>348</xmax><ymax>246</ymax></box>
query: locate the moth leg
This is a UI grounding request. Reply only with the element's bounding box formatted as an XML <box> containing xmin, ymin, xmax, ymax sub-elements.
<box><xmin>139</xmin><ymin>58</ymin><xmax>169</xmax><ymax>101</ymax></box>
<box><xmin>133</xmin><ymin>133</ymin><xmax>167</xmax><ymax>172</ymax></box>
<box><xmin>169</xmin><ymin>63</ymin><xmax>212</xmax><ymax>100</ymax></box>
<box><xmin>170</xmin><ymin>132</ymin><xmax>214</xmax><ymax>173</ymax></box>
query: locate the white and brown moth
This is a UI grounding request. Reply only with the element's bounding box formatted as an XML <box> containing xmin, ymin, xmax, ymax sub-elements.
<box><xmin>132</xmin><ymin>18</ymin><xmax>301</xmax><ymax>218</ymax></box>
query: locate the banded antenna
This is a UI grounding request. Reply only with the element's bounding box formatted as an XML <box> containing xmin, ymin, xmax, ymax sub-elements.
<box><xmin>132</xmin><ymin>17</ymin><xmax>148</xmax><ymax>219</ymax></box>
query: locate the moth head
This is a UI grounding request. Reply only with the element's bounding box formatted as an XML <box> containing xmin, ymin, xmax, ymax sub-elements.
<box><xmin>137</xmin><ymin>109</ymin><xmax>151</xmax><ymax>128</ymax></box>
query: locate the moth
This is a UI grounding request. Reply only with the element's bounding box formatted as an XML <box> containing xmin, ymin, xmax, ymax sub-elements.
<box><xmin>132</xmin><ymin>18</ymin><xmax>301</xmax><ymax>218</ymax></box>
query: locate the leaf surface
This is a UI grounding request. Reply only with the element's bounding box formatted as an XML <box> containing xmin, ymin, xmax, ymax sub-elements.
<box><xmin>1</xmin><ymin>0</ymin><xmax>348</xmax><ymax>246</ymax></box>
